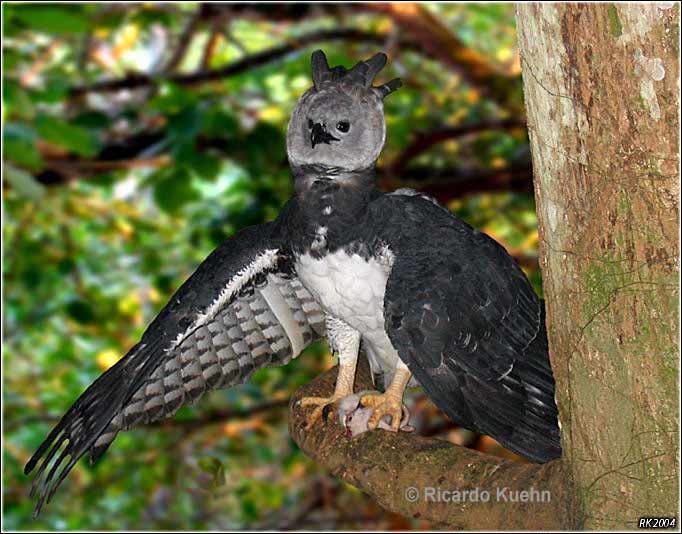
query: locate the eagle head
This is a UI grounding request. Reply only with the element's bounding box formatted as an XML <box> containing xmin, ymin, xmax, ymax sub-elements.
<box><xmin>286</xmin><ymin>50</ymin><xmax>401</xmax><ymax>174</ymax></box>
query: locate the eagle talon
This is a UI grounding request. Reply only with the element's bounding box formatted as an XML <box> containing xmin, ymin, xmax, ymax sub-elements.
<box><xmin>299</xmin><ymin>395</ymin><xmax>343</xmax><ymax>429</ymax></box>
<box><xmin>360</xmin><ymin>392</ymin><xmax>404</xmax><ymax>431</ymax></box>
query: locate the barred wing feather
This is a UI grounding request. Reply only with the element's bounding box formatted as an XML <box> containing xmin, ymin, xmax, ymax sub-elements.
<box><xmin>25</xmin><ymin>223</ymin><xmax>324</xmax><ymax>516</ymax></box>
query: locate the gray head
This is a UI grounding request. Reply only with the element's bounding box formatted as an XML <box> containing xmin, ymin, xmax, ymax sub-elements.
<box><xmin>286</xmin><ymin>50</ymin><xmax>401</xmax><ymax>173</ymax></box>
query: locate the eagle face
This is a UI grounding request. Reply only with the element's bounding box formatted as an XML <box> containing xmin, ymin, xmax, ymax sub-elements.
<box><xmin>286</xmin><ymin>50</ymin><xmax>401</xmax><ymax>174</ymax></box>
<box><xmin>287</xmin><ymin>86</ymin><xmax>385</xmax><ymax>172</ymax></box>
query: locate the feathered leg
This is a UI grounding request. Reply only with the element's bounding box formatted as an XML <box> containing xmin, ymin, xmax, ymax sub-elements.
<box><xmin>299</xmin><ymin>316</ymin><xmax>360</xmax><ymax>428</ymax></box>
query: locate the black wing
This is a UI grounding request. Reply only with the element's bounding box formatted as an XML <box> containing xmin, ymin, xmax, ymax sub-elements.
<box><xmin>378</xmin><ymin>194</ymin><xmax>561</xmax><ymax>463</ymax></box>
<box><xmin>25</xmin><ymin>221</ymin><xmax>325</xmax><ymax>515</ymax></box>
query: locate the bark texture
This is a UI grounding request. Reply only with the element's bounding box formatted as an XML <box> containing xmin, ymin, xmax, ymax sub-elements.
<box><xmin>289</xmin><ymin>4</ymin><xmax>678</xmax><ymax>529</ymax></box>
<box><xmin>289</xmin><ymin>358</ymin><xmax>571</xmax><ymax>530</ymax></box>
<box><xmin>516</xmin><ymin>3</ymin><xmax>680</xmax><ymax>530</ymax></box>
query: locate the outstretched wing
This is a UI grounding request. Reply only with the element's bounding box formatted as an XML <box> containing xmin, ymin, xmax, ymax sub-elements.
<box><xmin>25</xmin><ymin>222</ymin><xmax>325</xmax><ymax>515</ymax></box>
<box><xmin>378</xmin><ymin>194</ymin><xmax>561</xmax><ymax>463</ymax></box>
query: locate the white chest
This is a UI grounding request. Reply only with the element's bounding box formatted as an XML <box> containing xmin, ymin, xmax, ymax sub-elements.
<box><xmin>295</xmin><ymin>248</ymin><xmax>391</xmax><ymax>333</ymax></box>
<box><xmin>295</xmin><ymin>244</ymin><xmax>410</xmax><ymax>381</ymax></box>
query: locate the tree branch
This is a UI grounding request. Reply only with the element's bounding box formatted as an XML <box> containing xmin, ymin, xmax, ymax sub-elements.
<box><xmin>379</xmin><ymin>162</ymin><xmax>534</xmax><ymax>202</ymax></box>
<box><xmin>69</xmin><ymin>29</ymin><xmax>411</xmax><ymax>97</ymax></box>
<box><xmin>5</xmin><ymin>399</ymin><xmax>288</xmax><ymax>433</ymax></box>
<box><xmin>30</xmin><ymin>129</ymin><xmax>534</xmax><ymax>200</ymax></box>
<box><xmin>364</xmin><ymin>3</ymin><xmax>524</xmax><ymax>116</ymax></box>
<box><xmin>199</xmin><ymin>24</ymin><xmax>222</xmax><ymax>71</ymax></box>
<box><xmin>150</xmin><ymin>398</ymin><xmax>289</xmax><ymax>431</ymax></box>
<box><xmin>162</xmin><ymin>7</ymin><xmax>205</xmax><ymax>73</ymax></box>
<box><xmin>288</xmin><ymin>358</ymin><xmax>573</xmax><ymax>529</ymax></box>
<box><xmin>388</xmin><ymin>119</ymin><xmax>526</xmax><ymax>175</ymax></box>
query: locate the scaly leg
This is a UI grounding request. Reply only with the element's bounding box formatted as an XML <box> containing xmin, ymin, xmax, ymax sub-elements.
<box><xmin>360</xmin><ymin>360</ymin><xmax>412</xmax><ymax>431</ymax></box>
<box><xmin>300</xmin><ymin>317</ymin><xmax>359</xmax><ymax>428</ymax></box>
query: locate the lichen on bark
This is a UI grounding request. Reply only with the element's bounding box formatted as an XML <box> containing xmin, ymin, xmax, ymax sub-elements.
<box><xmin>516</xmin><ymin>3</ymin><xmax>679</xmax><ymax>529</ymax></box>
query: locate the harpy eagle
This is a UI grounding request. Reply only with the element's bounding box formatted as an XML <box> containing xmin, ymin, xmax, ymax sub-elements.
<box><xmin>25</xmin><ymin>50</ymin><xmax>561</xmax><ymax>515</ymax></box>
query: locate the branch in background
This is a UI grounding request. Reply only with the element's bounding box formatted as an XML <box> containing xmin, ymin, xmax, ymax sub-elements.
<box><xmin>200</xmin><ymin>24</ymin><xmax>223</xmax><ymax>71</ymax></box>
<box><xmin>67</xmin><ymin>6</ymin><xmax>521</xmax><ymax>107</ymax></box>
<box><xmin>43</xmin><ymin>155</ymin><xmax>170</xmax><ymax>175</ymax></box>
<box><xmin>150</xmin><ymin>398</ymin><xmax>290</xmax><ymax>431</ymax></box>
<box><xmin>205</xmin><ymin>3</ymin><xmax>347</xmax><ymax>23</ymax></box>
<box><xmin>28</xmin><ymin>118</ymin><xmax>534</xmax><ymax>200</ymax></box>
<box><xmin>164</xmin><ymin>1</ymin><xmax>522</xmax><ymax>118</ymax></box>
<box><xmin>379</xmin><ymin>162</ymin><xmax>534</xmax><ymax>201</ymax></box>
<box><xmin>162</xmin><ymin>7</ymin><xmax>206</xmax><ymax>73</ymax></box>
<box><xmin>5</xmin><ymin>399</ymin><xmax>288</xmax><ymax>433</ymax></box>
<box><xmin>69</xmin><ymin>29</ymin><xmax>411</xmax><ymax>97</ymax></box>
<box><xmin>288</xmin><ymin>357</ymin><xmax>572</xmax><ymax>529</ymax></box>
<box><xmin>364</xmin><ymin>3</ymin><xmax>523</xmax><ymax>117</ymax></box>
<box><xmin>34</xmin><ymin>148</ymin><xmax>533</xmax><ymax>201</ymax></box>
<box><xmin>388</xmin><ymin>119</ymin><xmax>526</xmax><ymax>175</ymax></box>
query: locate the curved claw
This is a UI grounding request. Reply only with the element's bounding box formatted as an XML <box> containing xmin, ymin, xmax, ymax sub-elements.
<box><xmin>360</xmin><ymin>392</ymin><xmax>404</xmax><ymax>431</ymax></box>
<box><xmin>299</xmin><ymin>396</ymin><xmax>340</xmax><ymax>429</ymax></box>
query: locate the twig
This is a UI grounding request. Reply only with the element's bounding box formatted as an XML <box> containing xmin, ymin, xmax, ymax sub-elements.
<box><xmin>163</xmin><ymin>7</ymin><xmax>205</xmax><ymax>73</ymax></box>
<box><xmin>200</xmin><ymin>24</ymin><xmax>223</xmax><ymax>71</ymax></box>
<box><xmin>69</xmin><ymin>29</ymin><xmax>410</xmax><ymax>97</ymax></box>
<box><xmin>379</xmin><ymin>162</ymin><xmax>534</xmax><ymax>201</ymax></box>
<box><xmin>5</xmin><ymin>399</ymin><xmax>289</xmax><ymax>433</ymax></box>
<box><xmin>389</xmin><ymin>119</ymin><xmax>526</xmax><ymax>174</ymax></box>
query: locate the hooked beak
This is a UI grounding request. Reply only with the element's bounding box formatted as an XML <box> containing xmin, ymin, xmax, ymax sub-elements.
<box><xmin>310</xmin><ymin>122</ymin><xmax>339</xmax><ymax>148</ymax></box>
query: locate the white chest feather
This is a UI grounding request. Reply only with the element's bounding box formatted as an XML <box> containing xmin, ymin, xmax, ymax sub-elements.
<box><xmin>295</xmin><ymin>245</ymin><xmax>402</xmax><ymax>373</ymax></box>
<box><xmin>296</xmin><ymin>243</ymin><xmax>416</xmax><ymax>385</ymax></box>
<box><xmin>295</xmin><ymin>248</ymin><xmax>390</xmax><ymax>331</ymax></box>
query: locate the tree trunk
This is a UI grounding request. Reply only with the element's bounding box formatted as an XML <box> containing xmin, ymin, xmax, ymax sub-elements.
<box><xmin>290</xmin><ymin>4</ymin><xmax>678</xmax><ymax>529</ymax></box>
<box><xmin>516</xmin><ymin>3</ymin><xmax>679</xmax><ymax>530</ymax></box>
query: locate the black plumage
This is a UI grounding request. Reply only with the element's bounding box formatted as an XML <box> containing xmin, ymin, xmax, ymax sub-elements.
<box><xmin>377</xmin><ymin>194</ymin><xmax>561</xmax><ymax>462</ymax></box>
<box><xmin>290</xmin><ymin>178</ymin><xmax>561</xmax><ymax>462</ymax></box>
<box><xmin>26</xmin><ymin>50</ymin><xmax>561</xmax><ymax>516</ymax></box>
<box><xmin>24</xmin><ymin>222</ymin><xmax>326</xmax><ymax>515</ymax></box>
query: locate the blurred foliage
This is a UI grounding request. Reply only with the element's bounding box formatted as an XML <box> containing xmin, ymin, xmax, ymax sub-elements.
<box><xmin>2</xmin><ymin>3</ymin><xmax>539</xmax><ymax>530</ymax></box>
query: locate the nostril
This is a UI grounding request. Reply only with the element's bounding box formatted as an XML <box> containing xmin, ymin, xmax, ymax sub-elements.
<box><xmin>307</xmin><ymin>119</ymin><xmax>314</xmax><ymax>129</ymax></box>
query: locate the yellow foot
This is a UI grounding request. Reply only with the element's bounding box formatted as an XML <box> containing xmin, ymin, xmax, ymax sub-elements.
<box><xmin>360</xmin><ymin>392</ymin><xmax>404</xmax><ymax>431</ymax></box>
<box><xmin>299</xmin><ymin>395</ymin><xmax>345</xmax><ymax>429</ymax></box>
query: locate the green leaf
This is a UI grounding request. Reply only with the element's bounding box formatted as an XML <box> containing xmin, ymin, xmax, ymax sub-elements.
<box><xmin>151</xmin><ymin>168</ymin><xmax>199</xmax><ymax>214</ymax></box>
<box><xmin>3</xmin><ymin>137</ymin><xmax>44</xmax><ymax>170</ymax></box>
<box><xmin>29</xmin><ymin>76</ymin><xmax>71</xmax><ymax>104</ymax></box>
<box><xmin>174</xmin><ymin>144</ymin><xmax>222</xmax><ymax>181</ymax></box>
<box><xmin>35</xmin><ymin>114</ymin><xmax>99</xmax><ymax>157</ymax></box>
<box><xmin>148</xmin><ymin>83</ymin><xmax>198</xmax><ymax>114</ymax></box>
<box><xmin>11</xmin><ymin>5</ymin><xmax>90</xmax><ymax>34</ymax></box>
<box><xmin>65</xmin><ymin>299</ymin><xmax>96</xmax><ymax>324</ymax></box>
<box><xmin>72</xmin><ymin>111</ymin><xmax>111</xmax><ymax>130</ymax></box>
<box><xmin>3</xmin><ymin>48</ymin><xmax>23</xmax><ymax>70</ymax></box>
<box><xmin>167</xmin><ymin>107</ymin><xmax>202</xmax><ymax>144</ymax></box>
<box><xmin>3</xmin><ymin>164</ymin><xmax>45</xmax><ymax>200</ymax></box>
<box><xmin>201</xmin><ymin>107</ymin><xmax>240</xmax><ymax>138</ymax></box>
<box><xmin>3</xmin><ymin>80</ymin><xmax>35</xmax><ymax>120</ymax></box>
<box><xmin>243</xmin><ymin>122</ymin><xmax>286</xmax><ymax>171</ymax></box>
<box><xmin>4</xmin><ymin>123</ymin><xmax>44</xmax><ymax>170</ymax></box>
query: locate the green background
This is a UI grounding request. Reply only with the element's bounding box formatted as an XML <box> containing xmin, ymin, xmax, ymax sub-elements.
<box><xmin>3</xmin><ymin>3</ymin><xmax>540</xmax><ymax>529</ymax></box>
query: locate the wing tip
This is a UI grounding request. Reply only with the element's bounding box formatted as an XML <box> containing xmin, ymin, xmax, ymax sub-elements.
<box><xmin>24</xmin><ymin>422</ymin><xmax>64</xmax><ymax>476</ymax></box>
<box><xmin>24</xmin><ymin>458</ymin><xmax>36</xmax><ymax>476</ymax></box>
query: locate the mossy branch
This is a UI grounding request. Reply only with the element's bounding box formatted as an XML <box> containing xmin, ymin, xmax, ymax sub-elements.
<box><xmin>288</xmin><ymin>358</ymin><xmax>575</xmax><ymax>529</ymax></box>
